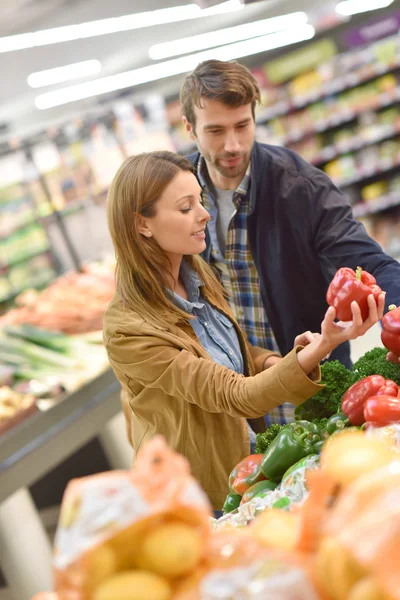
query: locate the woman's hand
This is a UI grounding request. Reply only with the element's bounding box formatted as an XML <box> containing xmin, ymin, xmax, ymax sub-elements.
<box><xmin>294</xmin><ymin>331</ymin><xmax>331</xmax><ymax>360</ymax></box>
<box><xmin>321</xmin><ymin>292</ymin><xmax>385</xmax><ymax>348</ymax></box>
<box><xmin>296</xmin><ymin>293</ymin><xmax>385</xmax><ymax>376</ymax></box>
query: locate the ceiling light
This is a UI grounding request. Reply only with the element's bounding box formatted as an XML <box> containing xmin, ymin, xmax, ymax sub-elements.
<box><xmin>149</xmin><ymin>11</ymin><xmax>308</xmax><ymax>60</ymax></box>
<box><xmin>336</xmin><ymin>0</ymin><xmax>393</xmax><ymax>15</ymax></box>
<box><xmin>27</xmin><ymin>59</ymin><xmax>102</xmax><ymax>88</ymax></box>
<box><xmin>0</xmin><ymin>0</ymin><xmax>243</xmax><ymax>54</ymax></box>
<box><xmin>35</xmin><ymin>25</ymin><xmax>315</xmax><ymax>110</ymax></box>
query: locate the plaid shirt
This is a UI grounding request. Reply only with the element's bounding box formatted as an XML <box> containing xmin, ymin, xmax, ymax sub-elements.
<box><xmin>198</xmin><ymin>157</ymin><xmax>294</xmax><ymax>425</ymax></box>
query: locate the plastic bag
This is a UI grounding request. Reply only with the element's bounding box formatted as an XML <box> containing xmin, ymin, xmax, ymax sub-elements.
<box><xmin>174</xmin><ymin>530</ymin><xmax>318</xmax><ymax>600</ymax></box>
<box><xmin>53</xmin><ymin>436</ymin><xmax>213</xmax><ymax>599</ymax></box>
<box><xmin>320</xmin><ymin>459</ymin><xmax>400</xmax><ymax>599</ymax></box>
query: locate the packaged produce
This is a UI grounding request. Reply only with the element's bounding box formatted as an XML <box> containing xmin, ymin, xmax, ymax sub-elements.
<box><xmin>228</xmin><ymin>454</ymin><xmax>266</xmax><ymax>495</ymax></box>
<box><xmin>240</xmin><ymin>479</ymin><xmax>278</xmax><ymax>505</ymax></box>
<box><xmin>381</xmin><ymin>303</ymin><xmax>400</xmax><ymax>356</ymax></box>
<box><xmin>326</xmin><ymin>266</ymin><xmax>382</xmax><ymax>322</ymax></box>
<box><xmin>342</xmin><ymin>374</ymin><xmax>398</xmax><ymax>425</ymax></box>
<box><xmin>176</xmin><ymin>529</ymin><xmax>318</xmax><ymax>600</ymax></box>
<box><xmin>52</xmin><ymin>436</ymin><xmax>212</xmax><ymax>599</ymax></box>
<box><xmin>320</xmin><ymin>429</ymin><xmax>398</xmax><ymax>487</ymax></box>
<box><xmin>280</xmin><ymin>455</ymin><xmax>320</xmax><ymax>497</ymax></box>
<box><xmin>366</xmin><ymin>422</ymin><xmax>400</xmax><ymax>448</ymax></box>
<box><xmin>318</xmin><ymin>461</ymin><xmax>400</xmax><ymax>600</ymax></box>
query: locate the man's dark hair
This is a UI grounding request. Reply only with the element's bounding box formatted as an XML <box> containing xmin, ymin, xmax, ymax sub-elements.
<box><xmin>180</xmin><ymin>59</ymin><xmax>261</xmax><ymax>132</ymax></box>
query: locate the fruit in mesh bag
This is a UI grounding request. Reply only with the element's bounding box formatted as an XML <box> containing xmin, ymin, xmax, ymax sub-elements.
<box><xmin>135</xmin><ymin>521</ymin><xmax>204</xmax><ymax>578</ymax></box>
<box><xmin>92</xmin><ymin>570</ymin><xmax>172</xmax><ymax>600</ymax></box>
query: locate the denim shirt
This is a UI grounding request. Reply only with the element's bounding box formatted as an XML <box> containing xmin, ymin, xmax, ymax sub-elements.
<box><xmin>172</xmin><ymin>261</ymin><xmax>244</xmax><ymax>375</ymax></box>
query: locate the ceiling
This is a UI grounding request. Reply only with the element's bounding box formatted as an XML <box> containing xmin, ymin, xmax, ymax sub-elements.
<box><xmin>0</xmin><ymin>0</ymin><xmax>383</xmax><ymax>139</ymax></box>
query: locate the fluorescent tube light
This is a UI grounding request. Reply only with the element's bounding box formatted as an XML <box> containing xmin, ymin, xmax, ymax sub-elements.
<box><xmin>0</xmin><ymin>0</ymin><xmax>243</xmax><ymax>54</ymax></box>
<box><xmin>336</xmin><ymin>0</ymin><xmax>393</xmax><ymax>16</ymax></box>
<box><xmin>27</xmin><ymin>59</ymin><xmax>102</xmax><ymax>88</ymax></box>
<box><xmin>35</xmin><ymin>24</ymin><xmax>315</xmax><ymax>110</ymax></box>
<box><xmin>149</xmin><ymin>12</ymin><xmax>308</xmax><ymax>60</ymax></box>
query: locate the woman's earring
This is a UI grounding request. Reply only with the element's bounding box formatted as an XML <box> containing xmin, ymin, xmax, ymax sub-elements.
<box><xmin>146</xmin><ymin>232</ymin><xmax>152</xmax><ymax>237</ymax></box>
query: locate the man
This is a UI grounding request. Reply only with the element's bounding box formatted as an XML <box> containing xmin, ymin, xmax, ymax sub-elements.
<box><xmin>180</xmin><ymin>59</ymin><xmax>400</xmax><ymax>425</ymax></box>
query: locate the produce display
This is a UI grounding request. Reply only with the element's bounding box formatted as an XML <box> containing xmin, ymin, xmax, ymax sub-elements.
<box><xmin>0</xmin><ymin>322</ymin><xmax>109</xmax><ymax>434</ymax></box>
<box><xmin>32</xmin><ymin>429</ymin><xmax>400</xmax><ymax>600</ymax></box>
<box><xmin>0</xmin><ymin>261</ymin><xmax>115</xmax><ymax>334</ymax></box>
<box><xmin>0</xmin><ymin>258</ymin><xmax>115</xmax><ymax>434</ymax></box>
<box><xmin>0</xmin><ymin>386</ymin><xmax>37</xmax><ymax>434</ymax></box>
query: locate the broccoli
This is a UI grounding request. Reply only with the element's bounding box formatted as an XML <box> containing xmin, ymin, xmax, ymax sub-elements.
<box><xmin>255</xmin><ymin>424</ymin><xmax>285</xmax><ymax>454</ymax></box>
<box><xmin>353</xmin><ymin>347</ymin><xmax>400</xmax><ymax>385</ymax></box>
<box><xmin>312</xmin><ymin>417</ymin><xmax>329</xmax><ymax>431</ymax></box>
<box><xmin>294</xmin><ymin>360</ymin><xmax>356</xmax><ymax>421</ymax></box>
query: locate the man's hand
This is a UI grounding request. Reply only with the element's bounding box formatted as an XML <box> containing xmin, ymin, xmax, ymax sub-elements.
<box><xmin>262</xmin><ymin>355</ymin><xmax>282</xmax><ymax>370</ymax></box>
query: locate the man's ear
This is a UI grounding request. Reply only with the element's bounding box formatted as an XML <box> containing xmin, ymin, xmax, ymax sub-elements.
<box><xmin>182</xmin><ymin>116</ymin><xmax>196</xmax><ymax>141</ymax></box>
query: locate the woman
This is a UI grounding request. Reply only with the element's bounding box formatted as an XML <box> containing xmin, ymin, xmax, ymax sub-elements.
<box><xmin>104</xmin><ymin>151</ymin><xmax>384</xmax><ymax>510</ymax></box>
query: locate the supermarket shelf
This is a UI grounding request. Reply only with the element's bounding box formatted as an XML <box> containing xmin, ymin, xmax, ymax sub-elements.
<box><xmin>0</xmin><ymin>246</ymin><xmax>51</xmax><ymax>272</ymax></box>
<box><xmin>311</xmin><ymin>124</ymin><xmax>400</xmax><ymax>167</ymax></box>
<box><xmin>257</xmin><ymin>59</ymin><xmax>400</xmax><ymax>123</ymax></box>
<box><xmin>353</xmin><ymin>192</ymin><xmax>400</xmax><ymax>217</ymax></box>
<box><xmin>0</xmin><ymin>368</ymin><xmax>121</xmax><ymax>504</ymax></box>
<box><xmin>0</xmin><ymin>217</ymin><xmax>38</xmax><ymax>241</ymax></box>
<box><xmin>334</xmin><ymin>157</ymin><xmax>400</xmax><ymax>189</ymax></box>
<box><xmin>0</xmin><ymin>272</ymin><xmax>54</xmax><ymax>304</ymax></box>
<box><xmin>261</xmin><ymin>87</ymin><xmax>400</xmax><ymax>148</ymax></box>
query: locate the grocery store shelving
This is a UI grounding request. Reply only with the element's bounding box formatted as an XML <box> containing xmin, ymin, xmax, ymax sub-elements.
<box><xmin>335</xmin><ymin>156</ymin><xmax>400</xmax><ymax>189</ymax></box>
<box><xmin>262</xmin><ymin>89</ymin><xmax>400</xmax><ymax>151</ymax></box>
<box><xmin>353</xmin><ymin>191</ymin><xmax>400</xmax><ymax>217</ymax></box>
<box><xmin>1</xmin><ymin>246</ymin><xmax>51</xmax><ymax>271</ymax></box>
<box><xmin>310</xmin><ymin>122</ymin><xmax>400</xmax><ymax>166</ymax></box>
<box><xmin>256</xmin><ymin>58</ymin><xmax>400</xmax><ymax>124</ymax></box>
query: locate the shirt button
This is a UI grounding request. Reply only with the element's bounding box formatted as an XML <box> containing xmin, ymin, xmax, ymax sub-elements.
<box><xmin>204</xmin><ymin>322</ymin><xmax>208</xmax><ymax>326</ymax></box>
<box><xmin>229</xmin><ymin>350</ymin><xmax>234</xmax><ymax>355</ymax></box>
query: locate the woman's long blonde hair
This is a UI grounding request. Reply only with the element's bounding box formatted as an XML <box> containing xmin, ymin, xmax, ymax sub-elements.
<box><xmin>107</xmin><ymin>150</ymin><xmax>227</xmax><ymax>325</ymax></box>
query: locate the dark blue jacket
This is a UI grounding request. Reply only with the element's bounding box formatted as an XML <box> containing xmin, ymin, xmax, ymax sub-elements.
<box><xmin>188</xmin><ymin>142</ymin><xmax>400</xmax><ymax>368</ymax></box>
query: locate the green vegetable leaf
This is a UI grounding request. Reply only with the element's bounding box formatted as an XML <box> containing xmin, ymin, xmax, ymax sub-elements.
<box><xmin>294</xmin><ymin>360</ymin><xmax>355</xmax><ymax>421</ymax></box>
<box><xmin>255</xmin><ymin>424</ymin><xmax>285</xmax><ymax>454</ymax></box>
<box><xmin>353</xmin><ymin>347</ymin><xmax>400</xmax><ymax>385</ymax></box>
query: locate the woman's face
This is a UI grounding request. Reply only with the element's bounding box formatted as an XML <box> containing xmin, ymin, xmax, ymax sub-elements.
<box><xmin>140</xmin><ymin>170</ymin><xmax>210</xmax><ymax>261</ymax></box>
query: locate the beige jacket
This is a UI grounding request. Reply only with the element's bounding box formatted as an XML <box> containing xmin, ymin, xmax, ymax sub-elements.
<box><xmin>103</xmin><ymin>292</ymin><xmax>324</xmax><ymax>509</ymax></box>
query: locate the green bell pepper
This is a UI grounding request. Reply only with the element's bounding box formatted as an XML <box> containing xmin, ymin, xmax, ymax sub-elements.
<box><xmin>222</xmin><ymin>492</ymin><xmax>242</xmax><ymax>514</ymax></box>
<box><xmin>291</xmin><ymin>420</ymin><xmax>319</xmax><ymax>435</ymax></box>
<box><xmin>241</xmin><ymin>479</ymin><xmax>278</xmax><ymax>505</ymax></box>
<box><xmin>312</xmin><ymin>440</ymin><xmax>325</xmax><ymax>454</ymax></box>
<box><xmin>324</xmin><ymin>412</ymin><xmax>350</xmax><ymax>435</ymax></box>
<box><xmin>261</xmin><ymin>429</ymin><xmax>314</xmax><ymax>482</ymax></box>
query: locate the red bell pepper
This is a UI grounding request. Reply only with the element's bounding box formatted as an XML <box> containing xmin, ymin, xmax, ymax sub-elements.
<box><xmin>228</xmin><ymin>454</ymin><xmax>267</xmax><ymax>496</ymax></box>
<box><xmin>326</xmin><ymin>266</ymin><xmax>382</xmax><ymax>322</ymax></box>
<box><xmin>341</xmin><ymin>375</ymin><xmax>398</xmax><ymax>425</ymax></box>
<box><xmin>364</xmin><ymin>395</ymin><xmax>400</xmax><ymax>426</ymax></box>
<box><xmin>381</xmin><ymin>304</ymin><xmax>400</xmax><ymax>356</ymax></box>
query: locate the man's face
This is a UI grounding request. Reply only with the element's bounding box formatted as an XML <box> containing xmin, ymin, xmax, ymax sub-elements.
<box><xmin>183</xmin><ymin>99</ymin><xmax>255</xmax><ymax>188</ymax></box>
